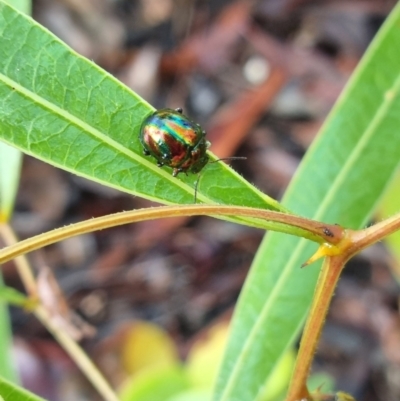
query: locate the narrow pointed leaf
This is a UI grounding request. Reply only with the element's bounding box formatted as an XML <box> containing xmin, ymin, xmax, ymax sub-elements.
<box><xmin>214</xmin><ymin>4</ymin><xmax>400</xmax><ymax>401</ymax></box>
<box><xmin>0</xmin><ymin>0</ymin><xmax>30</xmax><ymax>221</ymax></box>
<box><xmin>0</xmin><ymin>2</ymin><xmax>284</xmax><ymax>228</ymax></box>
<box><xmin>0</xmin><ymin>0</ymin><xmax>30</xmax><ymax>385</ymax></box>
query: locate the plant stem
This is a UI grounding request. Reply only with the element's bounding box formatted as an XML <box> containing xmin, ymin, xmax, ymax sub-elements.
<box><xmin>0</xmin><ymin>224</ymin><xmax>120</xmax><ymax>401</ymax></box>
<box><xmin>0</xmin><ymin>224</ymin><xmax>36</xmax><ymax>295</ymax></box>
<box><xmin>349</xmin><ymin>210</ymin><xmax>400</xmax><ymax>252</ymax></box>
<box><xmin>285</xmin><ymin>211</ymin><xmax>400</xmax><ymax>400</ymax></box>
<box><xmin>285</xmin><ymin>256</ymin><xmax>345</xmax><ymax>401</ymax></box>
<box><xmin>35</xmin><ymin>305</ymin><xmax>120</xmax><ymax>401</ymax></box>
<box><xmin>0</xmin><ymin>205</ymin><xmax>344</xmax><ymax>265</ymax></box>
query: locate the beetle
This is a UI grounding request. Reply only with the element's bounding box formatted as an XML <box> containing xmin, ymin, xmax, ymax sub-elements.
<box><xmin>140</xmin><ymin>107</ymin><xmax>210</xmax><ymax>177</ymax></box>
<box><xmin>140</xmin><ymin>107</ymin><xmax>245</xmax><ymax>202</ymax></box>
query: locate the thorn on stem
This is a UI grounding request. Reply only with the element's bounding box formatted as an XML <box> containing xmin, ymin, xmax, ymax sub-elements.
<box><xmin>301</xmin><ymin>243</ymin><xmax>337</xmax><ymax>268</ymax></box>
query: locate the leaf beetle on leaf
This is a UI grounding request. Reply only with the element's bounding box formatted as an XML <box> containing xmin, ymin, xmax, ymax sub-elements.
<box><xmin>140</xmin><ymin>108</ymin><xmax>210</xmax><ymax>177</ymax></box>
<box><xmin>140</xmin><ymin>107</ymin><xmax>245</xmax><ymax>201</ymax></box>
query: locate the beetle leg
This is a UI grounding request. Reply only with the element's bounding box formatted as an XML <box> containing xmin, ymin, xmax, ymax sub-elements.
<box><xmin>175</xmin><ymin>107</ymin><xmax>183</xmax><ymax>114</ymax></box>
<box><xmin>172</xmin><ymin>168</ymin><xmax>182</xmax><ymax>177</ymax></box>
<box><xmin>143</xmin><ymin>149</ymin><xmax>150</xmax><ymax>156</ymax></box>
<box><xmin>157</xmin><ymin>162</ymin><xmax>164</xmax><ymax>167</ymax></box>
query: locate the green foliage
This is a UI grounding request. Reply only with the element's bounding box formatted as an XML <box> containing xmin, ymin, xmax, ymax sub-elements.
<box><xmin>214</xmin><ymin>3</ymin><xmax>400</xmax><ymax>401</ymax></box>
<box><xmin>4</xmin><ymin>0</ymin><xmax>29</xmax><ymax>13</ymax></box>
<box><xmin>0</xmin><ymin>0</ymin><xmax>30</xmax><ymax>385</ymax></box>
<box><xmin>0</xmin><ymin>142</ymin><xmax>21</xmax><ymax>221</ymax></box>
<box><xmin>0</xmin><ymin>2</ymin><xmax>282</xmax><ymax>223</ymax></box>
<box><xmin>0</xmin><ymin>376</ymin><xmax>47</xmax><ymax>401</ymax></box>
<box><xmin>0</xmin><ymin>1</ymin><xmax>400</xmax><ymax>401</ymax></box>
<box><xmin>119</xmin><ymin>365</ymin><xmax>188</xmax><ymax>401</ymax></box>
<box><xmin>0</xmin><ymin>289</ymin><xmax>16</xmax><ymax>383</ymax></box>
<box><xmin>0</xmin><ymin>286</ymin><xmax>29</xmax><ymax>307</ymax></box>
<box><xmin>377</xmin><ymin>170</ymin><xmax>400</xmax><ymax>283</ymax></box>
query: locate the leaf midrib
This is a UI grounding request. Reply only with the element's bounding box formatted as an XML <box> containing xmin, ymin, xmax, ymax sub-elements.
<box><xmin>0</xmin><ymin>75</ymin><xmax>280</xmax><ymax>208</ymax></box>
<box><xmin>0</xmin><ymin>71</ymin><xmax>197</xmax><ymax>193</ymax></box>
<box><xmin>217</xmin><ymin>45</ymin><xmax>400</xmax><ymax>401</ymax></box>
<box><xmin>0</xmin><ymin>72</ymin><xmax>148</xmax><ymax>167</ymax></box>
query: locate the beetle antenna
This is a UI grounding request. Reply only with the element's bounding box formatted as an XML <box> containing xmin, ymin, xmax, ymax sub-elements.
<box><xmin>193</xmin><ymin>156</ymin><xmax>246</xmax><ymax>203</ymax></box>
<box><xmin>209</xmin><ymin>156</ymin><xmax>247</xmax><ymax>164</ymax></box>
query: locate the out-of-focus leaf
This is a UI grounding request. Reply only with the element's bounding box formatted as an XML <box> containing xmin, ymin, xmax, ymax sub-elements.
<box><xmin>120</xmin><ymin>321</ymin><xmax>178</xmax><ymax>375</ymax></box>
<box><xmin>0</xmin><ymin>286</ymin><xmax>29</xmax><ymax>307</ymax></box>
<box><xmin>0</xmin><ymin>376</ymin><xmax>47</xmax><ymax>401</ymax></box>
<box><xmin>256</xmin><ymin>349</ymin><xmax>296</xmax><ymax>401</ymax></box>
<box><xmin>119</xmin><ymin>364</ymin><xmax>188</xmax><ymax>401</ymax></box>
<box><xmin>186</xmin><ymin>321</ymin><xmax>230</xmax><ymax>390</ymax></box>
<box><xmin>0</xmin><ymin>143</ymin><xmax>21</xmax><ymax>222</ymax></box>
<box><xmin>307</xmin><ymin>372</ymin><xmax>335</xmax><ymax>397</ymax></box>
<box><xmin>167</xmin><ymin>389</ymin><xmax>212</xmax><ymax>401</ymax></box>
<box><xmin>187</xmin><ymin>320</ymin><xmax>294</xmax><ymax>401</ymax></box>
<box><xmin>0</xmin><ymin>293</ymin><xmax>16</xmax><ymax>382</ymax></box>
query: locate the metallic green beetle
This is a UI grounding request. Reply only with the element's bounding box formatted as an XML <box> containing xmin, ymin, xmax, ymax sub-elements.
<box><xmin>139</xmin><ymin>108</ymin><xmax>210</xmax><ymax>177</ymax></box>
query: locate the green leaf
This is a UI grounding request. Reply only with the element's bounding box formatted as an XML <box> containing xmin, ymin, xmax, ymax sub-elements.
<box><xmin>0</xmin><ymin>282</ymin><xmax>17</xmax><ymax>382</ymax></box>
<box><xmin>376</xmin><ymin>170</ymin><xmax>400</xmax><ymax>282</ymax></box>
<box><xmin>0</xmin><ymin>0</ymin><xmax>26</xmax><ymax>223</ymax></box>
<box><xmin>0</xmin><ymin>286</ymin><xmax>29</xmax><ymax>307</ymax></box>
<box><xmin>0</xmin><ymin>0</ymin><xmax>30</xmax><ymax>386</ymax></box>
<box><xmin>119</xmin><ymin>365</ymin><xmax>188</xmax><ymax>401</ymax></box>
<box><xmin>0</xmin><ymin>376</ymin><xmax>47</xmax><ymax>401</ymax></box>
<box><xmin>167</xmin><ymin>389</ymin><xmax>212</xmax><ymax>401</ymax></box>
<box><xmin>0</xmin><ymin>142</ymin><xmax>22</xmax><ymax>222</ymax></box>
<box><xmin>0</xmin><ymin>1</ymin><xmax>284</xmax><ymax>228</ymax></box>
<box><xmin>307</xmin><ymin>372</ymin><xmax>335</xmax><ymax>396</ymax></box>
<box><xmin>4</xmin><ymin>0</ymin><xmax>29</xmax><ymax>14</ymax></box>
<box><xmin>214</xmin><ymin>4</ymin><xmax>400</xmax><ymax>401</ymax></box>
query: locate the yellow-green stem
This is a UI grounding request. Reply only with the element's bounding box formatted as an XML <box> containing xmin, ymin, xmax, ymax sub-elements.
<box><xmin>0</xmin><ymin>224</ymin><xmax>120</xmax><ymax>401</ymax></box>
<box><xmin>285</xmin><ymin>212</ymin><xmax>400</xmax><ymax>400</ymax></box>
<box><xmin>350</xmin><ymin>210</ymin><xmax>400</xmax><ymax>252</ymax></box>
<box><xmin>286</xmin><ymin>256</ymin><xmax>345</xmax><ymax>401</ymax></box>
<box><xmin>0</xmin><ymin>224</ymin><xmax>36</xmax><ymax>295</ymax></box>
<box><xmin>34</xmin><ymin>306</ymin><xmax>120</xmax><ymax>401</ymax></box>
<box><xmin>0</xmin><ymin>205</ymin><xmax>344</xmax><ymax>265</ymax></box>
